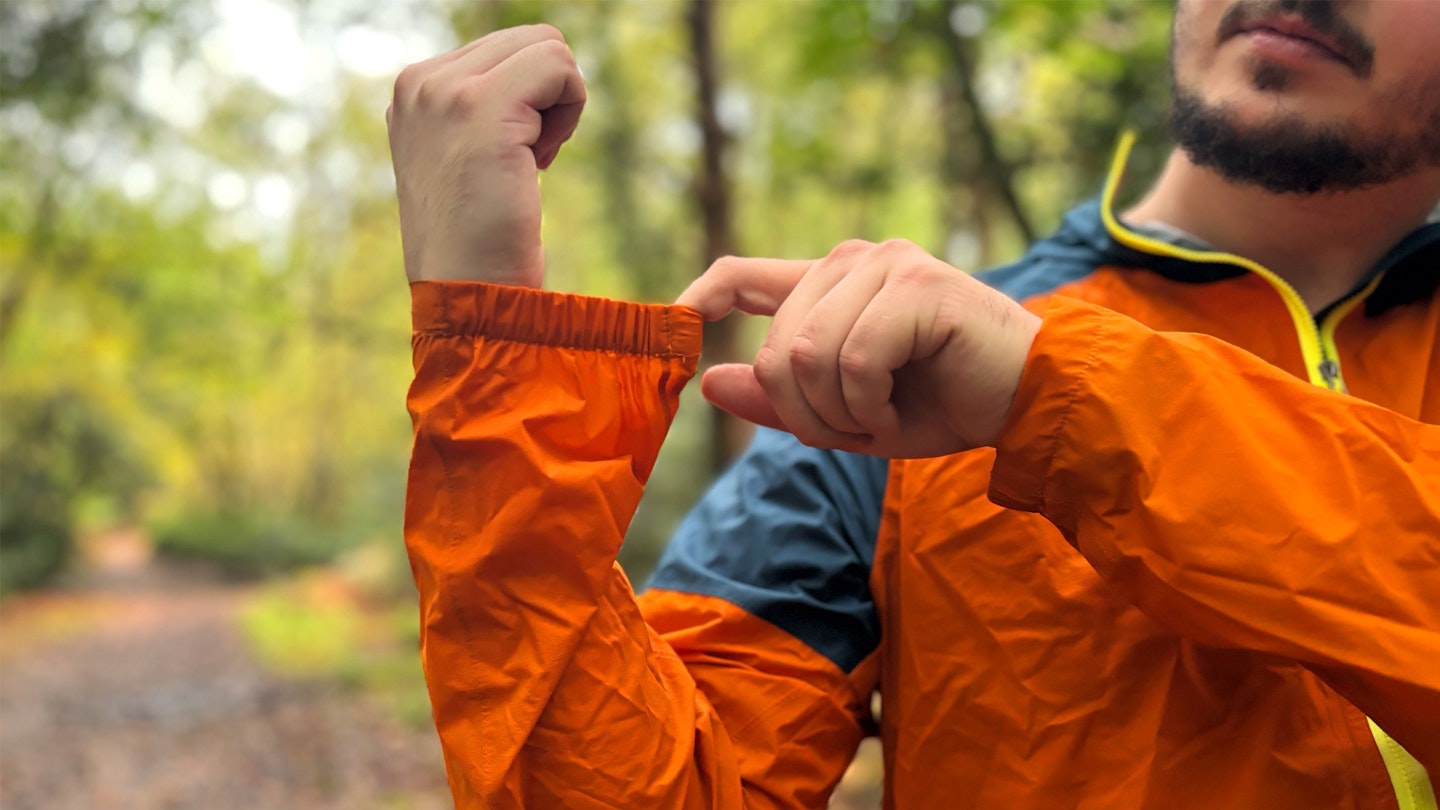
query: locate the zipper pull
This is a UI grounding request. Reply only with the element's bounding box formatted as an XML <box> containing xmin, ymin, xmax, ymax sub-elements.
<box><xmin>1318</xmin><ymin>358</ymin><xmax>1342</xmax><ymax>390</ymax></box>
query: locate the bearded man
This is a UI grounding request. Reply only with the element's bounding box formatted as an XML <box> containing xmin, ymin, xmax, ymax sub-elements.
<box><xmin>388</xmin><ymin>0</ymin><xmax>1440</xmax><ymax>807</ymax></box>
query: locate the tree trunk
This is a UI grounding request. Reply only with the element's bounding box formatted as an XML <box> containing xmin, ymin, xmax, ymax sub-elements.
<box><xmin>687</xmin><ymin>0</ymin><xmax>751</xmax><ymax>471</ymax></box>
<box><xmin>933</xmin><ymin>1</ymin><xmax>1035</xmax><ymax>247</ymax></box>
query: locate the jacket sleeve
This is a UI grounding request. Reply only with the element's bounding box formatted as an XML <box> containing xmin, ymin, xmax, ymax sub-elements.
<box><xmin>404</xmin><ymin>281</ymin><xmax>870</xmax><ymax>809</ymax></box>
<box><xmin>641</xmin><ymin>427</ymin><xmax>888</xmax><ymax>807</ymax></box>
<box><xmin>988</xmin><ymin>295</ymin><xmax>1440</xmax><ymax>768</ymax></box>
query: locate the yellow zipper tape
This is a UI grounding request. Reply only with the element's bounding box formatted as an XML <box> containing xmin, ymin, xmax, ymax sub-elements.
<box><xmin>1369</xmin><ymin>718</ymin><xmax>1438</xmax><ymax>810</ymax></box>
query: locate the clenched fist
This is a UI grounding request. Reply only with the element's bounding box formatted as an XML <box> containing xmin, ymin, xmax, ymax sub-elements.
<box><xmin>677</xmin><ymin>239</ymin><xmax>1042</xmax><ymax>458</ymax></box>
<box><xmin>387</xmin><ymin>25</ymin><xmax>586</xmax><ymax>286</ymax></box>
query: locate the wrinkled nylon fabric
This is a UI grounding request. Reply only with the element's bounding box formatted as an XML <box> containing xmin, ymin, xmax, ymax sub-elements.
<box><xmin>406</xmin><ymin>277</ymin><xmax>1439</xmax><ymax>808</ymax></box>
<box><xmin>994</xmin><ymin>299</ymin><xmax>1440</xmax><ymax>764</ymax></box>
<box><xmin>407</xmin><ymin>282</ymin><xmax>715</xmax><ymax>808</ymax></box>
<box><xmin>873</xmin><ymin>285</ymin><xmax>1437</xmax><ymax>809</ymax></box>
<box><xmin>406</xmin><ymin>281</ymin><xmax>865</xmax><ymax>809</ymax></box>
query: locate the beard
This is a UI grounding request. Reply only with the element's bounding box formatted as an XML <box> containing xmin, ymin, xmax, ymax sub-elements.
<box><xmin>1169</xmin><ymin>84</ymin><xmax>1440</xmax><ymax>196</ymax></box>
<box><xmin>1168</xmin><ymin>90</ymin><xmax>1381</xmax><ymax>195</ymax></box>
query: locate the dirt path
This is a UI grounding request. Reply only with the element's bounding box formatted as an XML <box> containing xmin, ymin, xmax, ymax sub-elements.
<box><xmin>0</xmin><ymin>578</ymin><xmax>450</xmax><ymax>810</ymax></box>
<box><xmin>0</xmin><ymin>533</ymin><xmax>883</xmax><ymax>809</ymax></box>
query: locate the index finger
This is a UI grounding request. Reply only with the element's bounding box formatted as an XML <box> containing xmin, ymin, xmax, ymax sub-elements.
<box><xmin>675</xmin><ymin>257</ymin><xmax>812</xmax><ymax>321</ymax></box>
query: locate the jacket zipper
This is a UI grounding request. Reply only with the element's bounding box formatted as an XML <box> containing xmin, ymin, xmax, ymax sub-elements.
<box><xmin>1101</xmin><ymin>131</ymin><xmax>1437</xmax><ymax>810</ymax></box>
<box><xmin>1369</xmin><ymin>719</ymin><xmax>1439</xmax><ymax>810</ymax></box>
<box><xmin>1313</xmin><ymin>273</ymin><xmax>1387</xmax><ymax>392</ymax></box>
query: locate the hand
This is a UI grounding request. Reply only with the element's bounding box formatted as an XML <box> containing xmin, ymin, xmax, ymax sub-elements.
<box><xmin>387</xmin><ymin>25</ymin><xmax>586</xmax><ymax>286</ymax></box>
<box><xmin>676</xmin><ymin>239</ymin><xmax>1042</xmax><ymax>458</ymax></box>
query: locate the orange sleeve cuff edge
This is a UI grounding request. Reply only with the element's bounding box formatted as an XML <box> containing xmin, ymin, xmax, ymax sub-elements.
<box><xmin>410</xmin><ymin>280</ymin><xmax>705</xmax><ymax>360</ymax></box>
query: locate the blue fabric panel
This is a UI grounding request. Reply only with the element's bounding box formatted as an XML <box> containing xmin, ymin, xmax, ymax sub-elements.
<box><xmin>645</xmin><ymin>428</ymin><xmax>889</xmax><ymax>673</ymax></box>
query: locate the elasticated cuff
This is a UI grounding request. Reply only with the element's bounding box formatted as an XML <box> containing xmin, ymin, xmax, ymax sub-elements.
<box><xmin>411</xmin><ymin>281</ymin><xmax>704</xmax><ymax>360</ymax></box>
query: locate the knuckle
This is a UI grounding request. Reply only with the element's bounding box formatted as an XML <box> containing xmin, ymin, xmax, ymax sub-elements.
<box><xmin>837</xmin><ymin>345</ymin><xmax>871</xmax><ymax>379</ymax></box>
<box><xmin>447</xmin><ymin>77</ymin><xmax>488</xmax><ymax>116</ymax></box>
<box><xmin>706</xmin><ymin>254</ymin><xmax>742</xmax><ymax>280</ymax></box>
<box><xmin>752</xmin><ymin>345</ymin><xmax>785</xmax><ymax>390</ymax></box>
<box><xmin>531</xmin><ymin>36</ymin><xmax>567</xmax><ymax>55</ymax></box>
<box><xmin>479</xmin><ymin>25</ymin><xmax>571</xmax><ymax>67</ymax></box>
<box><xmin>427</xmin><ymin>75</ymin><xmax>489</xmax><ymax>119</ymax></box>
<box><xmin>393</xmin><ymin>63</ymin><xmax>425</xmax><ymax>103</ymax></box>
<box><xmin>878</xmin><ymin>238</ymin><xmax>920</xmax><ymax>254</ymax></box>
<box><xmin>787</xmin><ymin>331</ymin><xmax>824</xmax><ymax>376</ymax></box>
<box><xmin>828</xmin><ymin>239</ymin><xmax>874</xmax><ymax>259</ymax></box>
<box><xmin>413</xmin><ymin>75</ymin><xmax>444</xmax><ymax>110</ymax></box>
<box><xmin>530</xmin><ymin>37</ymin><xmax>577</xmax><ymax>66</ymax></box>
<box><xmin>528</xmin><ymin>23</ymin><xmax>566</xmax><ymax>43</ymax></box>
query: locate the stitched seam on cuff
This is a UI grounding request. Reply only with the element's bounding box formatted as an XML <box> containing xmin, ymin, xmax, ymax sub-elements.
<box><xmin>412</xmin><ymin>328</ymin><xmax>695</xmax><ymax>360</ymax></box>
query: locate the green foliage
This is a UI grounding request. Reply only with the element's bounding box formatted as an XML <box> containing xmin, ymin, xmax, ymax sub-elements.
<box><xmin>0</xmin><ymin>512</ymin><xmax>68</xmax><ymax>596</ymax></box>
<box><xmin>0</xmin><ymin>0</ymin><xmax>1179</xmax><ymax>591</ymax></box>
<box><xmin>337</xmin><ymin>605</ymin><xmax>434</xmax><ymax>729</ymax></box>
<box><xmin>151</xmin><ymin>511</ymin><xmax>345</xmax><ymax>578</ymax></box>
<box><xmin>240</xmin><ymin>580</ymin><xmax>363</xmax><ymax>675</ymax></box>
<box><xmin>0</xmin><ymin>388</ymin><xmax>142</xmax><ymax>593</ymax></box>
<box><xmin>239</xmin><ymin>574</ymin><xmax>433</xmax><ymax>727</ymax></box>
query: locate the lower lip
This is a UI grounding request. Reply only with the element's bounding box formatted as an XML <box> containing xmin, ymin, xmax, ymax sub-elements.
<box><xmin>1239</xmin><ymin>29</ymin><xmax>1350</xmax><ymax>69</ymax></box>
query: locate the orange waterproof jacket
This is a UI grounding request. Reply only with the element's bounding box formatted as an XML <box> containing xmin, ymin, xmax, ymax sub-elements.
<box><xmin>404</xmin><ymin>150</ymin><xmax>1440</xmax><ymax>809</ymax></box>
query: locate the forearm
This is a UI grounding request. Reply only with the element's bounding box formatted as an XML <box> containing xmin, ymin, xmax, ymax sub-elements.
<box><xmin>990</xmin><ymin>296</ymin><xmax>1440</xmax><ymax>764</ymax></box>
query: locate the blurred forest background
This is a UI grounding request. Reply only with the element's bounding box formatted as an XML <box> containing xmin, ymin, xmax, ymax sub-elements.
<box><xmin>0</xmin><ymin>0</ymin><xmax>1174</xmax><ymax>807</ymax></box>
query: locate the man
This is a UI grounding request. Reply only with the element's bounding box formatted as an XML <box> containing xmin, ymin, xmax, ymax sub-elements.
<box><xmin>388</xmin><ymin>0</ymin><xmax>1439</xmax><ymax>807</ymax></box>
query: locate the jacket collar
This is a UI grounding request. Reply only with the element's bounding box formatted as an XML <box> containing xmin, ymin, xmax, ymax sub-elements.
<box><xmin>1056</xmin><ymin>132</ymin><xmax>1440</xmax><ymax>317</ymax></box>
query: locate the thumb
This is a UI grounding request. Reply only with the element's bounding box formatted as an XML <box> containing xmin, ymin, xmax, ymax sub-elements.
<box><xmin>700</xmin><ymin>364</ymin><xmax>788</xmax><ymax>433</ymax></box>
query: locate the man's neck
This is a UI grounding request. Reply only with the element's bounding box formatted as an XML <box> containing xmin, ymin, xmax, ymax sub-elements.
<box><xmin>1125</xmin><ymin>150</ymin><xmax>1440</xmax><ymax>314</ymax></box>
